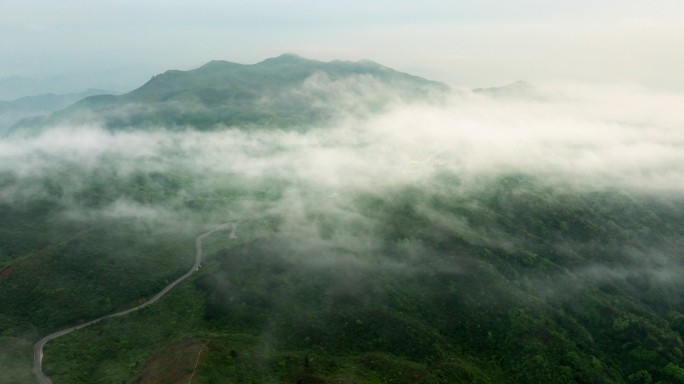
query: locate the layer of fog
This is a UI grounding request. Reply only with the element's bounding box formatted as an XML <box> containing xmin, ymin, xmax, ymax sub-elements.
<box><xmin>3</xmin><ymin>82</ymin><xmax>684</xmax><ymax>290</ymax></box>
<box><xmin>3</xmin><ymin>82</ymin><xmax>684</xmax><ymax>192</ymax></box>
<box><xmin>6</xmin><ymin>82</ymin><xmax>684</xmax><ymax>384</ymax></box>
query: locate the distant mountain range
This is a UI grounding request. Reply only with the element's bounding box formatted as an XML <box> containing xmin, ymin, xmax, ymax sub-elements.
<box><xmin>0</xmin><ymin>74</ymin><xmax>126</xmax><ymax>101</ymax></box>
<box><xmin>0</xmin><ymin>76</ymin><xmax>81</xmax><ymax>101</ymax></box>
<box><xmin>17</xmin><ymin>54</ymin><xmax>449</xmax><ymax>132</ymax></box>
<box><xmin>0</xmin><ymin>89</ymin><xmax>113</xmax><ymax>131</ymax></box>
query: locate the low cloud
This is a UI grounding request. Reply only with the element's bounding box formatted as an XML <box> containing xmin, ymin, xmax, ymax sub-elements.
<box><xmin>62</xmin><ymin>199</ymin><xmax>171</xmax><ymax>221</ymax></box>
<box><xmin>4</xmin><ymin>83</ymin><xmax>684</xmax><ymax>194</ymax></box>
<box><xmin>3</xmin><ymin>82</ymin><xmax>684</xmax><ymax>280</ymax></box>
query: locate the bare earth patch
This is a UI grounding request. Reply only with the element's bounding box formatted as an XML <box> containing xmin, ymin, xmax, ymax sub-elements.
<box><xmin>138</xmin><ymin>339</ymin><xmax>208</xmax><ymax>384</ymax></box>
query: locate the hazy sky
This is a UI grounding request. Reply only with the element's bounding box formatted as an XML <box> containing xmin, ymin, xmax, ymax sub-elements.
<box><xmin>2</xmin><ymin>0</ymin><xmax>684</xmax><ymax>92</ymax></box>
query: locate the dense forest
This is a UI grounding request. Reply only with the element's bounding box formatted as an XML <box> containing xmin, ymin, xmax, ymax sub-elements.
<box><xmin>2</xmin><ymin>56</ymin><xmax>684</xmax><ymax>383</ymax></box>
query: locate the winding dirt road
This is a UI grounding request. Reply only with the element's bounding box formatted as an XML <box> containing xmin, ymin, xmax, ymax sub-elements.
<box><xmin>32</xmin><ymin>222</ymin><xmax>238</xmax><ymax>384</ymax></box>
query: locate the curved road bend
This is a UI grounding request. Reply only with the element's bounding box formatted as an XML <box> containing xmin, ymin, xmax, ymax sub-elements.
<box><xmin>33</xmin><ymin>222</ymin><xmax>238</xmax><ymax>384</ymax></box>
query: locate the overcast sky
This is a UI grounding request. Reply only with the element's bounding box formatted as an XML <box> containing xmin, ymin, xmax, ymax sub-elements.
<box><xmin>2</xmin><ymin>0</ymin><xmax>684</xmax><ymax>93</ymax></box>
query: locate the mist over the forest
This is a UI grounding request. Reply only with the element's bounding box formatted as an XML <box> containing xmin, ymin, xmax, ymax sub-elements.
<box><xmin>4</xmin><ymin>0</ymin><xmax>684</xmax><ymax>379</ymax></box>
<box><xmin>3</xmin><ymin>82</ymin><xmax>684</xmax><ymax>197</ymax></box>
<box><xmin>3</xmin><ymin>82</ymin><xmax>684</xmax><ymax>280</ymax></box>
<box><xmin>4</xmin><ymin>70</ymin><xmax>684</xmax><ymax>383</ymax></box>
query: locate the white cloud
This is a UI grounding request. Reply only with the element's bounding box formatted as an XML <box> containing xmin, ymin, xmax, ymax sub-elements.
<box><xmin>4</xmin><ymin>83</ymin><xmax>684</xmax><ymax>195</ymax></box>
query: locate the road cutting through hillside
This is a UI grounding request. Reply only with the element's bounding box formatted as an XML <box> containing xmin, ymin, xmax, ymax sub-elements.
<box><xmin>32</xmin><ymin>222</ymin><xmax>238</xmax><ymax>384</ymax></box>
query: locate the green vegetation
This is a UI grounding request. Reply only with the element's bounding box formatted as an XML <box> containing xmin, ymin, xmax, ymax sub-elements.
<box><xmin>4</xmin><ymin>172</ymin><xmax>682</xmax><ymax>383</ymax></box>
<box><xmin>2</xmin><ymin>57</ymin><xmax>684</xmax><ymax>383</ymax></box>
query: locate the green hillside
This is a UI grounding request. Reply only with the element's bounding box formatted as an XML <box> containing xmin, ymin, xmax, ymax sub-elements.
<box><xmin>33</xmin><ymin>54</ymin><xmax>448</xmax><ymax>131</ymax></box>
<box><xmin>0</xmin><ymin>89</ymin><xmax>112</xmax><ymax>131</ymax></box>
<box><xmin>1</xmin><ymin>57</ymin><xmax>684</xmax><ymax>384</ymax></box>
<box><xmin>3</xmin><ymin>168</ymin><xmax>684</xmax><ymax>383</ymax></box>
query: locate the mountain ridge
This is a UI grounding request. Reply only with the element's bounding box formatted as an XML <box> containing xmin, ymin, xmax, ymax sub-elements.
<box><xmin>20</xmin><ymin>54</ymin><xmax>448</xmax><ymax>132</ymax></box>
<box><xmin>0</xmin><ymin>88</ymin><xmax>114</xmax><ymax>132</ymax></box>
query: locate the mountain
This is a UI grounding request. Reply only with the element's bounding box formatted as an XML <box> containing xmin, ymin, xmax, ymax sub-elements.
<box><xmin>3</xmin><ymin>56</ymin><xmax>684</xmax><ymax>383</ymax></box>
<box><xmin>0</xmin><ymin>76</ymin><xmax>58</xmax><ymax>101</ymax></box>
<box><xmin>30</xmin><ymin>54</ymin><xmax>449</xmax><ymax>131</ymax></box>
<box><xmin>0</xmin><ymin>74</ymin><xmax>130</xmax><ymax>101</ymax></box>
<box><xmin>0</xmin><ymin>89</ymin><xmax>114</xmax><ymax>131</ymax></box>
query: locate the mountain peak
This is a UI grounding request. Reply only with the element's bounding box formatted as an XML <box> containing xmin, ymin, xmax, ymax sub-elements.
<box><xmin>275</xmin><ymin>53</ymin><xmax>302</xmax><ymax>60</ymax></box>
<box><xmin>256</xmin><ymin>53</ymin><xmax>314</xmax><ymax>66</ymax></box>
<box><xmin>29</xmin><ymin>55</ymin><xmax>449</xmax><ymax>132</ymax></box>
<box><xmin>197</xmin><ymin>60</ymin><xmax>242</xmax><ymax>71</ymax></box>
